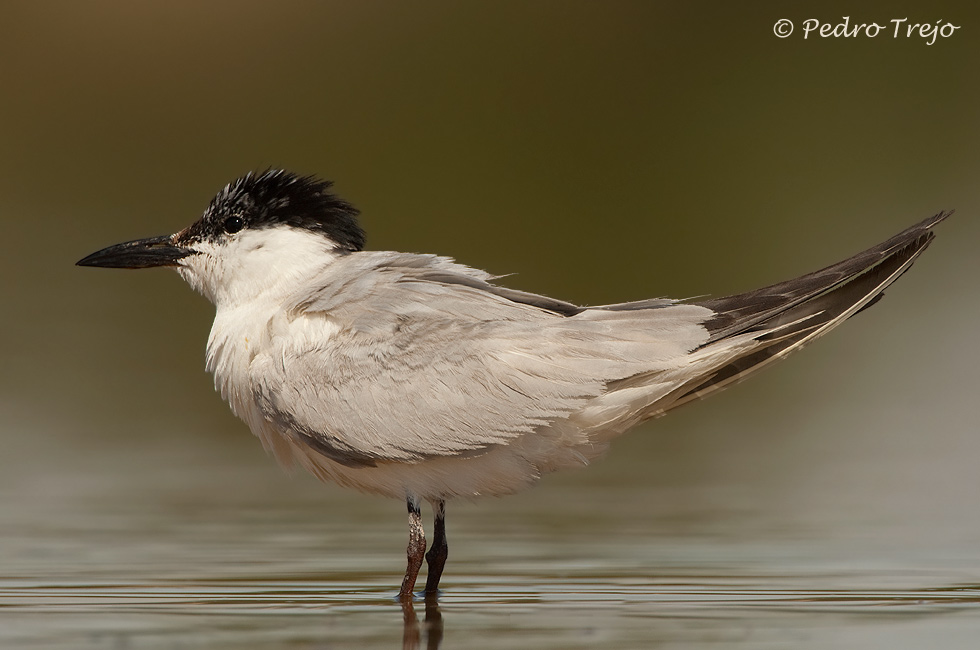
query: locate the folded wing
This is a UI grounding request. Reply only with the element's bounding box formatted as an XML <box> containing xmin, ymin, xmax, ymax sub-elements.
<box><xmin>251</xmin><ymin>213</ymin><xmax>949</xmax><ymax>469</ymax></box>
<box><xmin>250</xmin><ymin>253</ymin><xmax>712</xmax><ymax>467</ymax></box>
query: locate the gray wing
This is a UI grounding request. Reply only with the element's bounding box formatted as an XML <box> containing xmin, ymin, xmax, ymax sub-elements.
<box><xmin>248</xmin><ymin>212</ymin><xmax>948</xmax><ymax>469</ymax></box>
<box><xmin>249</xmin><ymin>252</ymin><xmax>712</xmax><ymax>467</ymax></box>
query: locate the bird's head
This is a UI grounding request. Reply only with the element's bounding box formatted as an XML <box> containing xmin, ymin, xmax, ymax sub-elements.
<box><xmin>77</xmin><ymin>170</ymin><xmax>364</xmax><ymax>306</ymax></box>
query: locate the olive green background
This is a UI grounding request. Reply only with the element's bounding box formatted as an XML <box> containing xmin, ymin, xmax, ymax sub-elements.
<box><xmin>4</xmin><ymin>3</ymin><xmax>976</xmax><ymax>470</ymax></box>
<box><xmin>2</xmin><ymin>2</ymin><xmax>979</xmax><ymax>646</ymax></box>
<box><xmin>2</xmin><ymin>0</ymin><xmax>979</xmax><ymax>610</ymax></box>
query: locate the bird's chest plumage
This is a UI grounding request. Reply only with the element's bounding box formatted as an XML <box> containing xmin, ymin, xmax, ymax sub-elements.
<box><xmin>205</xmin><ymin>302</ymin><xmax>344</xmax><ymax>464</ymax></box>
<box><xmin>206</xmin><ymin>304</ymin><xmax>277</xmax><ymax>425</ymax></box>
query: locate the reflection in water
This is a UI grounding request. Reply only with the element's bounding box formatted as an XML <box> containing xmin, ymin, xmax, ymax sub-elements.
<box><xmin>402</xmin><ymin>594</ymin><xmax>444</xmax><ymax>650</ymax></box>
<box><xmin>4</xmin><ymin>420</ymin><xmax>980</xmax><ymax>648</ymax></box>
<box><xmin>4</xmin><ymin>577</ymin><xmax>980</xmax><ymax>649</ymax></box>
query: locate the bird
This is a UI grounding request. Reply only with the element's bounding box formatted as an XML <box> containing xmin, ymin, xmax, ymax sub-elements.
<box><xmin>77</xmin><ymin>169</ymin><xmax>949</xmax><ymax>599</ymax></box>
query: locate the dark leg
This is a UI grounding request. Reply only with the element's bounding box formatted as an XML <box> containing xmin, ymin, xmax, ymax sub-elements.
<box><xmin>399</xmin><ymin>495</ymin><xmax>426</xmax><ymax>600</ymax></box>
<box><xmin>424</xmin><ymin>500</ymin><xmax>448</xmax><ymax>594</ymax></box>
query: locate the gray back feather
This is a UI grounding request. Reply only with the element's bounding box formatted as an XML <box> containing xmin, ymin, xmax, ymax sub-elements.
<box><xmin>251</xmin><ymin>253</ymin><xmax>711</xmax><ymax>466</ymax></box>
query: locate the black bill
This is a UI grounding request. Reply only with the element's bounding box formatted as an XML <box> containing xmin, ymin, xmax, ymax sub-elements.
<box><xmin>76</xmin><ymin>235</ymin><xmax>194</xmax><ymax>269</ymax></box>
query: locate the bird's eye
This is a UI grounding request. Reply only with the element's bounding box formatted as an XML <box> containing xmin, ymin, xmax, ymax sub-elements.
<box><xmin>223</xmin><ymin>216</ymin><xmax>244</xmax><ymax>234</ymax></box>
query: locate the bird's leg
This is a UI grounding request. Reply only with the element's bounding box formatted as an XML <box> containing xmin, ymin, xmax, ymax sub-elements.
<box><xmin>424</xmin><ymin>500</ymin><xmax>448</xmax><ymax>594</ymax></box>
<box><xmin>399</xmin><ymin>495</ymin><xmax>426</xmax><ymax>600</ymax></box>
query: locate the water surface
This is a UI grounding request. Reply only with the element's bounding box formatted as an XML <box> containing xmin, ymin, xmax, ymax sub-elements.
<box><xmin>4</xmin><ymin>418</ymin><xmax>980</xmax><ymax>650</ymax></box>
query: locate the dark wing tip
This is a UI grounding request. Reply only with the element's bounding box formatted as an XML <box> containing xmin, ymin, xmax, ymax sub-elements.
<box><xmin>695</xmin><ymin>211</ymin><xmax>952</xmax><ymax>341</ymax></box>
<box><xmin>657</xmin><ymin>211</ymin><xmax>951</xmax><ymax>411</ymax></box>
<box><xmin>874</xmin><ymin>209</ymin><xmax>951</xmax><ymax>254</ymax></box>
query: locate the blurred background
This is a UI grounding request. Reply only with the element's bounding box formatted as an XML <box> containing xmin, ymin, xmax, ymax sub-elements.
<box><xmin>1</xmin><ymin>1</ymin><xmax>979</xmax><ymax>648</ymax></box>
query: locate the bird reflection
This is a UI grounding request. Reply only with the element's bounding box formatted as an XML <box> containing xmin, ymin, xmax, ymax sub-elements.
<box><xmin>401</xmin><ymin>593</ymin><xmax>444</xmax><ymax>650</ymax></box>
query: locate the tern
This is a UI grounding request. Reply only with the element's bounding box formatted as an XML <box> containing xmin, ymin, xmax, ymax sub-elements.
<box><xmin>78</xmin><ymin>170</ymin><xmax>949</xmax><ymax>598</ymax></box>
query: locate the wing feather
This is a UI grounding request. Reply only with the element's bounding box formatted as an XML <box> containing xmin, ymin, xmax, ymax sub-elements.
<box><xmin>240</xmin><ymin>213</ymin><xmax>947</xmax><ymax>477</ymax></box>
<box><xmin>250</xmin><ymin>252</ymin><xmax>712</xmax><ymax>465</ymax></box>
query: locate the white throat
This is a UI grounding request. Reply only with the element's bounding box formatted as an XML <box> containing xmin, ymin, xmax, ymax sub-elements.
<box><xmin>175</xmin><ymin>226</ymin><xmax>343</xmax><ymax>309</ymax></box>
<box><xmin>173</xmin><ymin>226</ymin><xmax>345</xmax><ymax>437</ymax></box>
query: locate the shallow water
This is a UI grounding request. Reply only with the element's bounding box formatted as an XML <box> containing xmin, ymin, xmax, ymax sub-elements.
<box><xmin>7</xmin><ymin>577</ymin><xmax>980</xmax><ymax>649</ymax></box>
<box><xmin>4</xmin><ymin>407</ymin><xmax>980</xmax><ymax>650</ymax></box>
